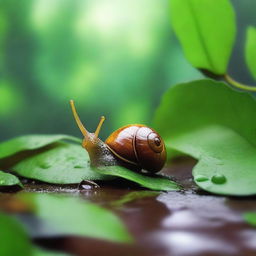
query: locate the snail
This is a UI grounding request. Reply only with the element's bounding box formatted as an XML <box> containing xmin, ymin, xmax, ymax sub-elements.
<box><xmin>69</xmin><ymin>100</ymin><xmax>166</xmax><ymax>173</ymax></box>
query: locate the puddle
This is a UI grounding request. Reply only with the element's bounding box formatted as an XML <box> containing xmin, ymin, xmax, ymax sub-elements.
<box><xmin>0</xmin><ymin>158</ymin><xmax>256</xmax><ymax>256</ymax></box>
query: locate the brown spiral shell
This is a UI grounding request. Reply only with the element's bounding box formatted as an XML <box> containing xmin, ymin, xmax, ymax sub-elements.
<box><xmin>105</xmin><ymin>125</ymin><xmax>166</xmax><ymax>173</ymax></box>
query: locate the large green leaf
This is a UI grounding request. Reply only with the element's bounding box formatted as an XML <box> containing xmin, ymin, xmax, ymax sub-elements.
<box><xmin>13</xmin><ymin>143</ymin><xmax>108</xmax><ymax>184</ymax></box>
<box><xmin>22</xmin><ymin>193</ymin><xmax>133</xmax><ymax>243</ymax></box>
<box><xmin>0</xmin><ymin>134</ymin><xmax>81</xmax><ymax>159</ymax></box>
<box><xmin>170</xmin><ymin>0</ymin><xmax>236</xmax><ymax>74</ymax></box>
<box><xmin>153</xmin><ymin>79</ymin><xmax>256</xmax><ymax>195</ymax></box>
<box><xmin>0</xmin><ymin>212</ymin><xmax>71</xmax><ymax>256</ymax></box>
<box><xmin>0</xmin><ymin>212</ymin><xmax>32</xmax><ymax>256</ymax></box>
<box><xmin>95</xmin><ymin>166</ymin><xmax>180</xmax><ymax>191</ymax></box>
<box><xmin>245</xmin><ymin>26</ymin><xmax>256</xmax><ymax>80</ymax></box>
<box><xmin>0</xmin><ymin>170</ymin><xmax>22</xmax><ymax>187</ymax></box>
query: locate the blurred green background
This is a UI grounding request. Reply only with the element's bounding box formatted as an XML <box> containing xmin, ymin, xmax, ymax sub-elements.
<box><xmin>0</xmin><ymin>0</ymin><xmax>255</xmax><ymax>141</ymax></box>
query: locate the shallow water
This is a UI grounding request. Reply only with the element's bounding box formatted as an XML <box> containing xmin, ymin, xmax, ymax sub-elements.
<box><xmin>1</xmin><ymin>158</ymin><xmax>256</xmax><ymax>256</ymax></box>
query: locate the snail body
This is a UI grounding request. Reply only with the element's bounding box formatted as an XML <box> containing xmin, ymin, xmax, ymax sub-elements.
<box><xmin>70</xmin><ymin>100</ymin><xmax>166</xmax><ymax>173</ymax></box>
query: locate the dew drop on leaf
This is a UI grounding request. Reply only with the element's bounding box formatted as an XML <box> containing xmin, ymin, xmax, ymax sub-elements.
<box><xmin>211</xmin><ymin>174</ymin><xmax>227</xmax><ymax>184</ymax></box>
<box><xmin>39</xmin><ymin>162</ymin><xmax>51</xmax><ymax>169</ymax></box>
<box><xmin>74</xmin><ymin>165</ymin><xmax>84</xmax><ymax>168</ymax></box>
<box><xmin>195</xmin><ymin>175</ymin><xmax>209</xmax><ymax>182</ymax></box>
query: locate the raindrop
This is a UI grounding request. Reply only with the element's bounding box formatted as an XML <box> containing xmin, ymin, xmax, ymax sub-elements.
<box><xmin>195</xmin><ymin>175</ymin><xmax>209</xmax><ymax>182</ymax></box>
<box><xmin>78</xmin><ymin>180</ymin><xmax>99</xmax><ymax>190</ymax></box>
<box><xmin>80</xmin><ymin>184</ymin><xmax>93</xmax><ymax>190</ymax></box>
<box><xmin>211</xmin><ymin>174</ymin><xmax>226</xmax><ymax>184</ymax></box>
<box><xmin>39</xmin><ymin>162</ymin><xmax>51</xmax><ymax>169</ymax></box>
<box><xmin>74</xmin><ymin>165</ymin><xmax>84</xmax><ymax>168</ymax></box>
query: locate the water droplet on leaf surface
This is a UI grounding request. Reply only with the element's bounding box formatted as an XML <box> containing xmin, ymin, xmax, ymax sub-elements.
<box><xmin>195</xmin><ymin>175</ymin><xmax>209</xmax><ymax>182</ymax></box>
<box><xmin>211</xmin><ymin>174</ymin><xmax>226</xmax><ymax>184</ymax></box>
<box><xmin>39</xmin><ymin>162</ymin><xmax>51</xmax><ymax>169</ymax></box>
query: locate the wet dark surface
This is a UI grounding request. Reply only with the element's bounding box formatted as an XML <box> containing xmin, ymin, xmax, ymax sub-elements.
<box><xmin>1</xmin><ymin>157</ymin><xmax>256</xmax><ymax>256</ymax></box>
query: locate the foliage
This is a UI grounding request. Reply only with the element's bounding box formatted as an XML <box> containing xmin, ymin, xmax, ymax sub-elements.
<box><xmin>0</xmin><ymin>170</ymin><xmax>22</xmax><ymax>187</ymax></box>
<box><xmin>0</xmin><ymin>0</ymin><xmax>255</xmax><ymax>197</ymax></box>
<box><xmin>153</xmin><ymin>79</ymin><xmax>256</xmax><ymax>195</ymax></box>
<box><xmin>150</xmin><ymin>0</ymin><xmax>256</xmax><ymax>196</ymax></box>
<box><xmin>245</xmin><ymin>26</ymin><xmax>256</xmax><ymax>80</ymax></box>
<box><xmin>0</xmin><ymin>212</ymin><xmax>32</xmax><ymax>256</ymax></box>
<box><xmin>20</xmin><ymin>193</ymin><xmax>133</xmax><ymax>243</ymax></box>
<box><xmin>13</xmin><ymin>143</ymin><xmax>107</xmax><ymax>183</ymax></box>
<box><xmin>0</xmin><ymin>135</ymin><xmax>179</xmax><ymax>191</ymax></box>
<box><xmin>95</xmin><ymin>165</ymin><xmax>180</xmax><ymax>191</ymax></box>
<box><xmin>170</xmin><ymin>0</ymin><xmax>236</xmax><ymax>75</ymax></box>
<box><xmin>0</xmin><ymin>134</ymin><xmax>80</xmax><ymax>159</ymax></box>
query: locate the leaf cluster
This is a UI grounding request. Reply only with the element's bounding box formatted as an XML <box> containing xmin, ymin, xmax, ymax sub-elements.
<box><xmin>0</xmin><ymin>134</ymin><xmax>180</xmax><ymax>191</ymax></box>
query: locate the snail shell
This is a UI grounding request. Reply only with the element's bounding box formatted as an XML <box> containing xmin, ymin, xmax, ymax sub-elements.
<box><xmin>105</xmin><ymin>125</ymin><xmax>166</xmax><ymax>173</ymax></box>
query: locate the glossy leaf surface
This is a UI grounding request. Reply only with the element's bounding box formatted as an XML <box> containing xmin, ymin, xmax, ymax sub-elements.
<box><xmin>0</xmin><ymin>134</ymin><xmax>81</xmax><ymax>159</ymax></box>
<box><xmin>0</xmin><ymin>170</ymin><xmax>22</xmax><ymax>187</ymax></box>
<box><xmin>153</xmin><ymin>79</ymin><xmax>256</xmax><ymax>195</ymax></box>
<box><xmin>22</xmin><ymin>193</ymin><xmax>133</xmax><ymax>243</ymax></box>
<box><xmin>245</xmin><ymin>26</ymin><xmax>256</xmax><ymax>80</ymax></box>
<box><xmin>13</xmin><ymin>143</ymin><xmax>107</xmax><ymax>184</ymax></box>
<box><xmin>95</xmin><ymin>165</ymin><xmax>180</xmax><ymax>191</ymax></box>
<box><xmin>170</xmin><ymin>0</ymin><xmax>236</xmax><ymax>74</ymax></box>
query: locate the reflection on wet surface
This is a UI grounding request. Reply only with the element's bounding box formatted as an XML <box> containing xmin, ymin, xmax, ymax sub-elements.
<box><xmin>1</xmin><ymin>157</ymin><xmax>256</xmax><ymax>256</ymax></box>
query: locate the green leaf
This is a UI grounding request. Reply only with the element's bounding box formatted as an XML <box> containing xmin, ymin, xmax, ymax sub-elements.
<box><xmin>153</xmin><ymin>79</ymin><xmax>256</xmax><ymax>195</ymax></box>
<box><xmin>0</xmin><ymin>170</ymin><xmax>22</xmax><ymax>187</ymax></box>
<box><xmin>245</xmin><ymin>26</ymin><xmax>256</xmax><ymax>80</ymax></box>
<box><xmin>13</xmin><ymin>143</ymin><xmax>108</xmax><ymax>184</ymax></box>
<box><xmin>0</xmin><ymin>213</ymin><xmax>71</xmax><ymax>256</ymax></box>
<box><xmin>0</xmin><ymin>134</ymin><xmax>81</xmax><ymax>159</ymax></box>
<box><xmin>94</xmin><ymin>166</ymin><xmax>180</xmax><ymax>191</ymax></box>
<box><xmin>22</xmin><ymin>193</ymin><xmax>133</xmax><ymax>243</ymax></box>
<box><xmin>243</xmin><ymin>212</ymin><xmax>256</xmax><ymax>227</ymax></box>
<box><xmin>170</xmin><ymin>0</ymin><xmax>236</xmax><ymax>74</ymax></box>
<box><xmin>0</xmin><ymin>212</ymin><xmax>32</xmax><ymax>256</ymax></box>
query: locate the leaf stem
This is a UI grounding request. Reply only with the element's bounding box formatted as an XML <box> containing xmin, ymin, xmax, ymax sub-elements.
<box><xmin>224</xmin><ymin>74</ymin><xmax>256</xmax><ymax>92</ymax></box>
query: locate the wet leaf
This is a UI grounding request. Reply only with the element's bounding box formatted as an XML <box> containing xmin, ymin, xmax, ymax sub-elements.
<box><xmin>244</xmin><ymin>212</ymin><xmax>256</xmax><ymax>227</ymax></box>
<box><xmin>0</xmin><ymin>170</ymin><xmax>22</xmax><ymax>187</ymax></box>
<box><xmin>245</xmin><ymin>26</ymin><xmax>256</xmax><ymax>80</ymax></box>
<box><xmin>0</xmin><ymin>212</ymin><xmax>32</xmax><ymax>256</ymax></box>
<box><xmin>21</xmin><ymin>193</ymin><xmax>133</xmax><ymax>243</ymax></box>
<box><xmin>170</xmin><ymin>0</ymin><xmax>236</xmax><ymax>74</ymax></box>
<box><xmin>0</xmin><ymin>212</ymin><xmax>71</xmax><ymax>256</ymax></box>
<box><xmin>13</xmin><ymin>143</ymin><xmax>108</xmax><ymax>184</ymax></box>
<box><xmin>0</xmin><ymin>134</ymin><xmax>81</xmax><ymax>159</ymax></box>
<box><xmin>95</xmin><ymin>166</ymin><xmax>180</xmax><ymax>191</ymax></box>
<box><xmin>153</xmin><ymin>79</ymin><xmax>256</xmax><ymax>195</ymax></box>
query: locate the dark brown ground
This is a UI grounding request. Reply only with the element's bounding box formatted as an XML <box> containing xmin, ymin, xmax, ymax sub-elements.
<box><xmin>1</xmin><ymin>157</ymin><xmax>256</xmax><ymax>256</ymax></box>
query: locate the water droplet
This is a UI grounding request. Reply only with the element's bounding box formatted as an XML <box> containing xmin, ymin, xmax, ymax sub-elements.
<box><xmin>74</xmin><ymin>165</ymin><xmax>84</xmax><ymax>168</ymax></box>
<box><xmin>80</xmin><ymin>184</ymin><xmax>93</xmax><ymax>190</ymax></box>
<box><xmin>195</xmin><ymin>175</ymin><xmax>209</xmax><ymax>182</ymax></box>
<box><xmin>211</xmin><ymin>174</ymin><xmax>226</xmax><ymax>184</ymax></box>
<box><xmin>39</xmin><ymin>162</ymin><xmax>51</xmax><ymax>169</ymax></box>
<box><xmin>78</xmin><ymin>180</ymin><xmax>99</xmax><ymax>190</ymax></box>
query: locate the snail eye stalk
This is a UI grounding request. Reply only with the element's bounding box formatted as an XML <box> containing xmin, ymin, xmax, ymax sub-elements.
<box><xmin>69</xmin><ymin>100</ymin><xmax>89</xmax><ymax>137</ymax></box>
<box><xmin>94</xmin><ymin>116</ymin><xmax>105</xmax><ymax>139</ymax></box>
